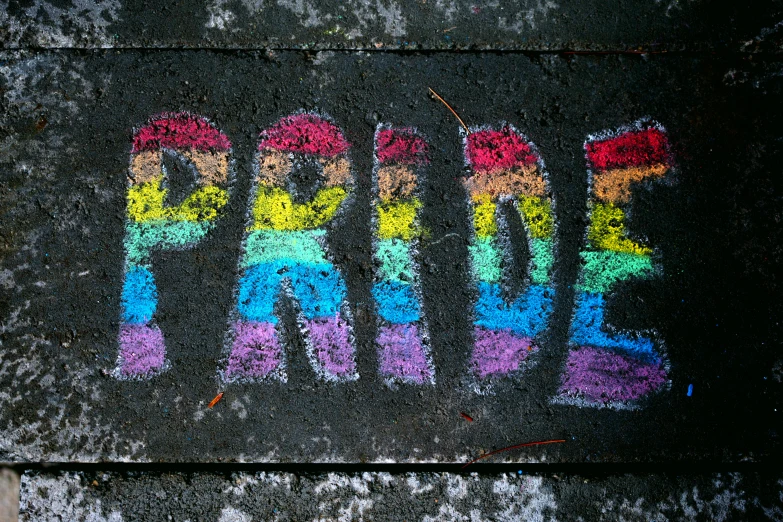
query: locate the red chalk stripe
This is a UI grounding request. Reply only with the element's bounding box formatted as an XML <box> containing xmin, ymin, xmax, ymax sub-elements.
<box><xmin>132</xmin><ymin>113</ymin><xmax>231</xmax><ymax>153</ymax></box>
<box><xmin>258</xmin><ymin>113</ymin><xmax>349</xmax><ymax>157</ymax></box>
<box><xmin>376</xmin><ymin>128</ymin><xmax>429</xmax><ymax>165</ymax></box>
<box><xmin>466</xmin><ymin>127</ymin><xmax>539</xmax><ymax>172</ymax></box>
<box><xmin>586</xmin><ymin>128</ymin><xmax>669</xmax><ymax>171</ymax></box>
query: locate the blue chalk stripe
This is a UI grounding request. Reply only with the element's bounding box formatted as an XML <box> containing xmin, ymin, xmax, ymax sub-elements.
<box><xmin>121</xmin><ymin>266</ymin><xmax>158</xmax><ymax>324</ymax></box>
<box><xmin>474</xmin><ymin>283</ymin><xmax>554</xmax><ymax>337</ymax></box>
<box><xmin>570</xmin><ymin>292</ymin><xmax>656</xmax><ymax>360</ymax></box>
<box><xmin>372</xmin><ymin>280</ymin><xmax>421</xmax><ymax>324</ymax></box>
<box><xmin>237</xmin><ymin>260</ymin><xmax>346</xmax><ymax>323</ymax></box>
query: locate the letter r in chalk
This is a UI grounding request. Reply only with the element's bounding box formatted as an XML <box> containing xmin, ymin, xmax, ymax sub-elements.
<box><xmin>222</xmin><ymin>113</ymin><xmax>358</xmax><ymax>383</ymax></box>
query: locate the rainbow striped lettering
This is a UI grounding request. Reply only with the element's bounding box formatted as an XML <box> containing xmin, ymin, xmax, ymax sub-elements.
<box><xmin>462</xmin><ymin>125</ymin><xmax>556</xmax><ymax>381</ymax></box>
<box><xmin>372</xmin><ymin>126</ymin><xmax>435</xmax><ymax>384</ymax></box>
<box><xmin>558</xmin><ymin>122</ymin><xmax>672</xmax><ymax>407</ymax></box>
<box><xmin>117</xmin><ymin>113</ymin><xmax>232</xmax><ymax>379</ymax></box>
<box><xmin>222</xmin><ymin>113</ymin><xmax>357</xmax><ymax>383</ymax></box>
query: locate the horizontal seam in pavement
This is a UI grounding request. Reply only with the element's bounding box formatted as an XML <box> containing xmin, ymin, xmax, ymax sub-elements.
<box><xmin>2</xmin><ymin>46</ymin><xmax>783</xmax><ymax>56</ymax></box>
<box><xmin>3</xmin><ymin>463</ymin><xmax>781</xmax><ymax>474</ymax></box>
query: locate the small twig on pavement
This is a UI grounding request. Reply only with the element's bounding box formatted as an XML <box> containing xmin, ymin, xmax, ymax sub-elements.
<box><xmin>462</xmin><ymin>439</ymin><xmax>565</xmax><ymax>469</ymax></box>
<box><xmin>207</xmin><ymin>392</ymin><xmax>224</xmax><ymax>409</ymax></box>
<box><xmin>428</xmin><ymin>87</ymin><xmax>470</xmax><ymax>133</ymax></box>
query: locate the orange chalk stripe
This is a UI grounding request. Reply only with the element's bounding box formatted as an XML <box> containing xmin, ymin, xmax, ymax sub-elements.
<box><xmin>463</xmin><ymin>164</ymin><xmax>546</xmax><ymax>200</ymax></box>
<box><xmin>592</xmin><ymin>164</ymin><xmax>668</xmax><ymax>203</ymax></box>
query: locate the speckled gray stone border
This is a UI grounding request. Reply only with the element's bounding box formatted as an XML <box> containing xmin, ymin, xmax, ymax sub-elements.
<box><xmin>18</xmin><ymin>470</ymin><xmax>783</xmax><ymax>521</ymax></box>
<box><xmin>1</xmin><ymin>0</ymin><xmax>781</xmax><ymax>52</ymax></box>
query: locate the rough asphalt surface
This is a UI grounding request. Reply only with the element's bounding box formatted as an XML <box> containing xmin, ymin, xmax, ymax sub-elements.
<box><xmin>1</xmin><ymin>0</ymin><xmax>782</xmax><ymax>519</ymax></box>
<box><xmin>2</xmin><ymin>49</ymin><xmax>781</xmax><ymax>464</ymax></box>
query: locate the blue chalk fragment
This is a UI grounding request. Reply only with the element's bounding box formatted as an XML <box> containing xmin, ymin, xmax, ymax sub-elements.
<box><xmin>238</xmin><ymin>260</ymin><xmax>346</xmax><ymax>323</ymax></box>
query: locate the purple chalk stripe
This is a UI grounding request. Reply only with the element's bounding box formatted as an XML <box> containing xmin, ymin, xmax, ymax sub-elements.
<box><xmin>118</xmin><ymin>323</ymin><xmax>166</xmax><ymax>377</ymax></box>
<box><xmin>377</xmin><ymin>323</ymin><xmax>432</xmax><ymax>383</ymax></box>
<box><xmin>471</xmin><ymin>327</ymin><xmax>536</xmax><ymax>379</ymax></box>
<box><xmin>559</xmin><ymin>345</ymin><xmax>667</xmax><ymax>403</ymax></box>
<box><xmin>226</xmin><ymin>321</ymin><xmax>283</xmax><ymax>379</ymax></box>
<box><xmin>305</xmin><ymin>315</ymin><xmax>356</xmax><ymax>378</ymax></box>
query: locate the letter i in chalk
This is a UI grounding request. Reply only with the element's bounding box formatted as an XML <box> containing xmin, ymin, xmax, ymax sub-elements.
<box><xmin>116</xmin><ymin>113</ymin><xmax>232</xmax><ymax>378</ymax></box>
<box><xmin>372</xmin><ymin>126</ymin><xmax>435</xmax><ymax>384</ymax></box>
<box><xmin>463</xmin><ymin>125</ymin><xmax>556</xmax><ymax>382</ymax></box>
<box><xmin>557</xmin><ymin>121</ymin><xmax>673</xmax><ymax>407</ymax></box>
<box><xmin>222</xmin><ymin>113</ymin><xmax>358</xmax><ymax>383</ymax></box>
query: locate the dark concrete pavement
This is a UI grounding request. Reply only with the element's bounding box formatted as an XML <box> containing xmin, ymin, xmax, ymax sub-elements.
<box><xmin>1</xmin><ymin>50</ymin><xmax>781</xmax><ymax>463</ymax></box>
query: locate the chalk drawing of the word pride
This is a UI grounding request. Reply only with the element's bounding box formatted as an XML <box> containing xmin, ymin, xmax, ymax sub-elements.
<box><xmin>115</xmin><ymin>112</ymin><xmax>674</xmax><ymax>409</ymax></box>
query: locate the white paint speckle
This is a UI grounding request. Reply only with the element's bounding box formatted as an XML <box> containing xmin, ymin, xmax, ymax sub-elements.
<box><xmin>0</xmin><ymin>0</ymin><xmax>121</xmax><ymax>47</ymax></box>
<box><xmin>20</xmin><ymin>473</ymin><xmax>125</xmax><ymax>521</ymax></box>
<box><xmin>230</xmin><ymin>398</ymin><xmax>248</xmax><ymax>420</ymax></box>
<box><xmin>277</xmin><ymin>0</ymin><xmax>323</xmax><ymax>27</ymax></box>
<box><xmin>497</xmin><ymin>0</ymin><xmax>558</xmax><ymax>32</ymax></box>
<box><xmin>407</xmin><ymin>474</ymin><xmax>435</xmax><ymax>495</ymax></box>
<box><xmin>446</xmin><ymin>474</ymin><xmax>468</xmax><ymax>499</ymax></box>
<box><xmin>206</xmin><ymin>0</ymin><xmax>237</xmax><ymax>30</ymax></box>
<box><xmin>219</xmin><ymin>506</ymin><xmax>253</xmax><ymax>522</ymax></box>
<box><xmin>0</xmin><ymin>269</ymin><xmax>15</xmax><ymax>290</ymax></box>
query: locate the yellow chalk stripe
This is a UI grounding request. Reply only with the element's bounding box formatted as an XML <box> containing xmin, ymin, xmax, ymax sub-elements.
<box><xmin>588</xmin><ymin>202</ymin><xmax>651</xmax><ymax>255</ymax></box>
<box><xmin>127</xmin><ymin>175</ymin><xmax>228</xmax><ymax>222</ymax></box>
<box><xmin>377</xmin><ymin>198</ymin><xmax>422</xmax><ymax>240</ymax></box>
<box><xmin>518</xmin><ymin>195</ymin><xmax>554</xmax><ymax>239</ymax></box>
<box><xmin>471</xmin><ymin>193</ymin><xmax>497</xmax><ymax>238</ymax></box>
<box><xmin>251</xmin><ymin>186</ymin><xmax>347</xmax><ymax>231</ymax></box>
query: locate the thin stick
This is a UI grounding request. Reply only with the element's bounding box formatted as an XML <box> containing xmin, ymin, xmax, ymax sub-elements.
<box><xmin>429</xmin><ymin>87</ymin><xmax>470</xmax><ymax>133</ymax></box>
<box><xmin>207</xmin><ymin>392</ymin><xmax>224</xmax><ymax>409</ymax></box>
<box><xmin>461</xmin><ymin>439</ymin><xmax>565</xmax><ymax>469</ymax></box>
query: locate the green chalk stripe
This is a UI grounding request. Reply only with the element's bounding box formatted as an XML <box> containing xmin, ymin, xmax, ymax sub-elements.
<box><xmin>242</xmin><ymin>229</ymin><xmax>328</xmax><ymax>268</ymax></box>
<box><xmin>530</xmin><ymin>238</ymin><xmax>554</xmax><ymax>285</ymax></box>
<box><xmin>577</xmin><ymin>250</ymin><xmax>653</xmax><ymax>293</ymax></box>
<box><xmin>376</xmin><ymin>238</ymin><xmax>415</xmax><ymax>282</ymax></box>
<box><xmin>125</xmin><ymin>221</ymin><xmax>212</xmax><ymax>267</ymax></box>
<box><xmin>470</xmin><ymin>237</ymin><xmax>553</xmax><ymax>285</ymax></box>
<box><xmin>469</xmin><ymin>237</ymin><xmax>502</xmax><ymax>283</ymax></box>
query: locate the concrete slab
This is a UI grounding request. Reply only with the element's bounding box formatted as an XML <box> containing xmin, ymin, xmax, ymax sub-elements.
<box><xmin>0</xmin><ymin>468</ymin><xmax>20</xmax><ymax>522</ymax></box>
<box><xmin>0</xmin><ymin>50</ymin><xmax>781</xmax><ymax>463</ymax></box>
<box><xmin>18</xmin><ymin>470</ymin><xmax>783</xmax><ymax>521</ymax></box>
<box><xmin>1</xmin><ymin>0</ymin><xmax>782</xmax><ymax>51</ymax></box>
